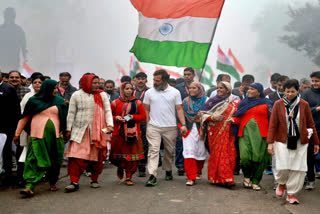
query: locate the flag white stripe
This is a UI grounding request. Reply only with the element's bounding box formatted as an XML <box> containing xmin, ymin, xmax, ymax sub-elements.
<box><xmin>138</xmin><ymin>13</ymin><xmax>218</xmax><ymax>43</ymax></box>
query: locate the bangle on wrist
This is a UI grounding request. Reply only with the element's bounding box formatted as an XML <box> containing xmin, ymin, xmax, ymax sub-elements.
<box><xmin>181</xmin><ymin>124</ymin><xmax>186</xmax><ymax>127</ymax></box>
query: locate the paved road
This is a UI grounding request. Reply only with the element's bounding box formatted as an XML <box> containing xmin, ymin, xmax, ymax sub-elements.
<box><xmin>1</xmin><ymin>163</ymin><xmax>319</xmax><ymax>214</ymax></box>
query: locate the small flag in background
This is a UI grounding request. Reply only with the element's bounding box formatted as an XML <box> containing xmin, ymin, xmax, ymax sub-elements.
<box><xmin>268</xmin><ymin>72</ymin><xmax>273</xmax><ymax>81</ymax></box>
<box><xmin>21</xmin><ymin>62</ymin><xmax>35</xmax><ymax>78</ymax></box>
<box><xmin>196</xmin><ymin>64</ymin><xmax>215</xmax><ymax>88</ymax></box>
<box><xmin>130</xmin><ymin>0</ymin><xmax>225</xmax><ymax>69</ymax></box>
<box><xmin>216</xmin><ymin>46</ymin><xmax>241</xmax><ymax>81</ymax></box>
<box><xmin>129</xmin><ymin>55</ymin><xmax>145</xmax><ymax>78</ymax></box>
<box><xmin>228</xmin><ymin>49</ymin><xmax>244</xmax><ymax>74</ymax></box>
<box><xmin>115</xmin><ymin>62</ymin><xmax>128</xmax><ymax>85</ymax></box>
<box><xmin>155</xmin><ymin>66</ymin><xmax>182</xmax><ymax>79</ymax></box>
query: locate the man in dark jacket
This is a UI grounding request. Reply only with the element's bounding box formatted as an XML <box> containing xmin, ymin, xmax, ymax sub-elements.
<box><xmin>57</xmin><ymin>72</ymin><xmax>77</xmax><ymax>105</ymax></box>
<box><xmin>0</xmin><ymin>71</ymin><xmax>21</xmax><ymax>186</ymax></box>
<box><xmin>232</xmin><ymin>74</ymin><xmax>255</xmax><ymax>100</ymax></box>
<box><xmin>302</xmin><ymin>71</ymin><xmax>320</xmax><ymax>190</ymax></box>
<box><xmin>263</xmin><ymin>73</ymin><xmax>281</xmax><ymax>96</ymax></box>
<box><xmin>267</xmin><ymin>75</ymin><xmax>288</xmax><ymax>104</ymax></box>
<box><xmin>104</xmin><ymin>80</ymin><xmax>120</xmax><ymax>103</ymax></box>
<box><xmin>133</xmin><ymin>72</ymin><xmax>149</xmax><ymax>177</ymax></box>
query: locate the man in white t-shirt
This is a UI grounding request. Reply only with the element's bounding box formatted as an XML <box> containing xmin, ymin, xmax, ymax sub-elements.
<box><xmin>143</xmin><ymin>69</ymin><xmax>187</xmax><ymax>186</ymax></box>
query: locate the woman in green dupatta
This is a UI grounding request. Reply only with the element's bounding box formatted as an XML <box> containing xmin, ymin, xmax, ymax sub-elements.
<box><xmin>14</xmin><ymin>80</ymin><xmax>67</xmax><ymax>197</ymax></box>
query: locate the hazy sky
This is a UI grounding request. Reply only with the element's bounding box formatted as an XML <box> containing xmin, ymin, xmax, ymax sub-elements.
<box><xmin>0</xmin><ymin>0</ymin><xmax>318</xmax><ymax>87</ymax></box>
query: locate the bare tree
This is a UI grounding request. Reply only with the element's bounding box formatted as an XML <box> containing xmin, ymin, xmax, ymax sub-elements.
<box><xmin>280</xmin><ymin>1</ymin><xmax>320</xmax><ymax>66</ymax></box>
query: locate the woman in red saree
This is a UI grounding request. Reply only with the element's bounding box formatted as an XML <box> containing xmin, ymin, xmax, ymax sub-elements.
<box><xmin>201</xmin><ymin>81</ymin><xmax>240</xmax><ymax>187</ymax></box>
<box><xmin>110</xmin><ymin>82</ymin><xmax>146</xmax><ymax>185</ymax></box>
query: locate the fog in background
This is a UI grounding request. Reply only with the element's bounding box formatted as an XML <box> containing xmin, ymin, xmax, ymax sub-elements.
<box><xmin>0</xmin><ymin>0</ymin><xmax>318</xmax><ymax>87</ymax></box>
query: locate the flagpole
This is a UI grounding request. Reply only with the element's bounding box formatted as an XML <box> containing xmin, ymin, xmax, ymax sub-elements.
<box><xmin>199</xmin><ymin>0</ymin><xmax>226</xmax><ymax>83</ymax></box>
<box><xmin>199</xmin><ymin>67</ymin><xmax>204</xmax><ymax>82</ymax></box>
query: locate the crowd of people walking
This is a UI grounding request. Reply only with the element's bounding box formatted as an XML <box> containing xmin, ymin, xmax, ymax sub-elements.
<box><xmin>1</xmin><ymin>68</ymin><xmax>320</xmax><ymax>205</ymax></box>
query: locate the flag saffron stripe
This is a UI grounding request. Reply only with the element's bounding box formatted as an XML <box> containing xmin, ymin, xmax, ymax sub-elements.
<box><xmin>131</xmin><ymin>0</ymin><xmax>225</xmax><ymax>19</ymax></box>
<box><xmin>216</xmin><ymin>61</ymin><xmax>240</xmax><ymax>81</ymax></box>
<box><xmin>138</xmin><ymin>13</ymin><xmax>218</xmax><ymax>43</ymax></box>
<box><xmin>130</xmin><ymin>36</ymin><xmax>211</xmax><ymax>69</ymax></box>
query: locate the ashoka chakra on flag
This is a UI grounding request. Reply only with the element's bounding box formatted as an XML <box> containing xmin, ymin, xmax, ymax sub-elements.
<box><xmin>130</xmin><ymin>0</ymin><xmax>225</xmax><ymax>69</ymax></box>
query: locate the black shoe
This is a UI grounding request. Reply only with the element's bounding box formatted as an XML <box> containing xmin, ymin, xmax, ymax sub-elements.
<box><xmin>224</xmin><ymin>183</ymin><xmax>235</xmax><ymax>189</ymax></box>
<box><xmin>146</xmin><ymin>175</ymin><xmax>157</xmax><ymax>187</ymax></box>
<box><xmin>177</xmin><ymin>168</ymin><xmax>185</xmax><ymax>176</ymax></box>
<box><xmin>165</xmin><ymin>171</ymin><xmax>173</xmax><ymax>181</ymax></box>
<box><xmin>138</xmin><ymin>166</ymin><xmax>146</xmax><ymax>177</ymax></box>
<box><xmin>17</xmin><ymin>180</ymin><xmax>25</xmax><ymax>188</ymax></box>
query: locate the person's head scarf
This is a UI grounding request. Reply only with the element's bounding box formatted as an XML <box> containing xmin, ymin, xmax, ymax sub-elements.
<box><xmin>249</xmin><ymin>82</ymin><xmax>265</xmax><ymax>98</ymax></box>
<box><xmin>80</xmin><ymin>74</ymin><xmax>109</xmax><ymax>148</ymax></box>
<box><xmin>118</xmin><ymin>82</ymin><xmax>138</xmax><ymax>143</ymax></box>
<box><xmin>22</xmin><ymin>79</ymin><xmax>67</xmax><ymax>134</ymax></box>
<box><xmin>202</xmin><ymin>81</ymin><xmax>232</xmax><ymax>111</ymax></box>
<box><xmin>200</xmin><ymin>81</ymin><xmax>239</xmax><ymax>140</ymax></box>
<box><xmin>80</xmin><ymin>74</ymin><xmax>104</xmax><ymax>108</ymax></box>
<box><xmin>183</xmin><ymin>81</ymin><xmax>207</xmax><ymax>123</ymax></box>
<box><xmin>233</xmin><ymin>82</ymin><xmax>272</xmax><ymax>117</ymax></box>
<box><xmin>119</xmin><ymin>82</ymin><xmax>136</xmax><ymax>102</ymax></box>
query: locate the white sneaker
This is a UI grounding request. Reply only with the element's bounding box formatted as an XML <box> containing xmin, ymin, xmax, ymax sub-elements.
<box><xmin>196</xmin><ymin>175</ymin><xmax>202</xmax><ymax>180</ymax></box>
<box><xmin>305</xmin><ymin>181</ymin><xmax>315</xmax><ymax>190</ymax></box>
<box><xmin>186</xmin><ymin>180</ymin><xmax>195</xmax><ymax>186</ymax></box>
<box><xmin>90</xmin><ymin>181</ymin><xmax>100</xmax><ymax>188</ymax></box>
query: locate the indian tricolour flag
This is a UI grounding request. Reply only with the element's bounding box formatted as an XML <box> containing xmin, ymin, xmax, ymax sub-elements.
<box><xmin>130</xmin><ymin>0</ymin><xmax>225</xmax><ymax>69</ymax></box>
<box><xmin>155</xmin><ymin>66</ymin><xmax>182</xmax><ymax>79</ymax></box>
<box><xmin>21</xmin><ymin>62</ymin><xmax>35</xmax><ymax>78</ymax></box>
<box><xmin>216</xmin><ymin>46</ymin><xmax>241</xmax><ymax>81</ymax></box>
<box><xmin>115</xmin><ymin>62</ymin><xmax>128</xmax><ymax>85</ymax></box>
<box><xmin>129</xmin><ymin>55</ymin><xmax>145</xmax><ymax>78</ymax></box>
<box><xmin>196</xmin><ymin>64</ymin><xmax>215</xmax><ymax>89</ymax></box>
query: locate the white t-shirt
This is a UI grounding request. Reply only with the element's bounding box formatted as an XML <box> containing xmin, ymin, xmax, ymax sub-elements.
<box><xmin>143</xmin><ymin>86</ymin><xmax>182</xmax><ymax>127</ymax></box>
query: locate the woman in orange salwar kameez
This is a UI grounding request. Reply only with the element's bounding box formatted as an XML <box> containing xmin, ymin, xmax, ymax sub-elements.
<box><xmin>201</xmin><ymin>81</ymin><xmax>240</xmax><ymax>187</ymax></box>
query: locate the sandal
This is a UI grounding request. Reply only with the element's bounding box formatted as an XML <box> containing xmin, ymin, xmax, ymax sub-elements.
<box><xmin>243</xmin><ymin>178</ymin><xmax>252</xmax><ymax>188</ymax></box>
<box><xmin>252</xmin><ymin>184</ymin><xmax>261</xmax><ymax>191</ymax></box>
<box><xmin>286</xmin><ymin>195</ymin><xmax>299</xmax><ymax>204</ymax></box>
<box><xmin>125</xmin><ymin>179</ymin><xmax>134</xmax><ymax>186</ymax></box>
<box><xmin>20</xmin><ymin>188</ymin><xmax>34</xmax><ymax>198</ymax></box>
<box><xmin>49</xmin><ymin>185</ymin><xmax>59</xmax><ymax>191</ymax></box>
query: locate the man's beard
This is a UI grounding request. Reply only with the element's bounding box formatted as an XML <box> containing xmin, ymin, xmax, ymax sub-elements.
<box><xmin>154</xmin><ymin>82</ymin><xmax>167</xmax><ymax>91</ymax></box>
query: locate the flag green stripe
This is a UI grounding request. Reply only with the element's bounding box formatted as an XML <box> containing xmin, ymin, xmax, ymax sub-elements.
<box><xmin>216</xmin><ymin>61</ymin><xmax>240</xmax><ymax>81</ymax></box>
<box><xmin>130</xmin><ymin>36</ymin><xmax>211</xmax><ymax>69</ymax></box>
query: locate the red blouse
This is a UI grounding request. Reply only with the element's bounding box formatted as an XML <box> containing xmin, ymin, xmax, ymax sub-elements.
<box><xmin>110</xmin><ymin>99</ymin><xmax>146</xmax><ymax>136</ymax></box>
<box><xmin>233</xmin><ymin>104</ymin><xmax>269</xmax><ymax>138</ymax></box>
